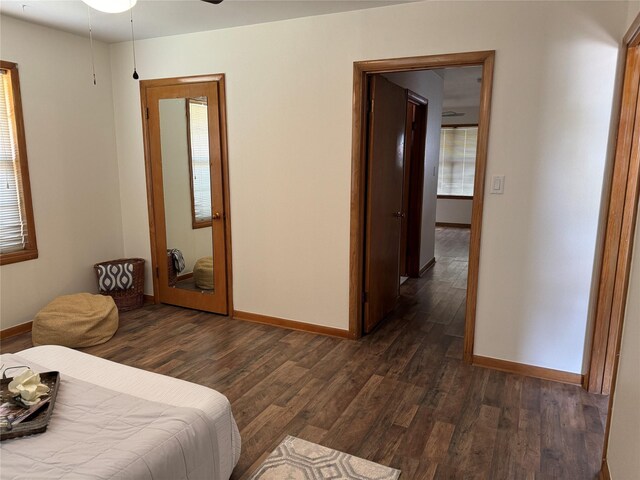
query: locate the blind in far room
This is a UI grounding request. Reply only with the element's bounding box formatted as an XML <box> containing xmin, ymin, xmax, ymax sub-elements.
<box><xmin>437</xmin><ymin>126</ymin><xmax>478</xmax><ymax>196</ymax></box>
<box><xmin>0</xmin><ymin>68</ymin><xmax>28</xmax><ymax>253</ymax></box>
<box><xmin>189</xmin><ymin>100</ymin><xmax>212</xmax><ymax>223</ymax></box>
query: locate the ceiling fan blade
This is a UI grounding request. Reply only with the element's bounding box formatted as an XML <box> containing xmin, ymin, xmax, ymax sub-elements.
<box><xmin>201</xmin><ymin>0</ymin><xmax>224</xmax><ymax>4</ymax></box>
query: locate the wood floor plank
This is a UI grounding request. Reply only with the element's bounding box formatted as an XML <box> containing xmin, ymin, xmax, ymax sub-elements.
<box><xmin>355</xmin><ymin>380</ymin><xmax>421</xmax><ymax>460</ymax></box>
<box><xmin>464</xmin><ymin>404</ymin><xmax>501</xmax><ymax>475</ymax></box>
<box><xmin>489</xmin><ymin>405</ymin><xmax>522</xmax><ymax>479</ymax></box>
<box><xmin>296</xmin><ymin>424</ymin><xmax>328</xmax><ymax>444</ymax></box>
<box><xmin>424</xmin><ymin>421</ymin><xmax>455</xmax><ymax>461</ymax></box>
<box><xmin>395</xmin><ymin>403</ymin><xmax>437</xmax><ymax>459</ymax></box>
<box><xmin>370</xmin><ymin>424</ymin><xmax>406</xmax><ymax>466</ymax></box>
<box><xmin>321</xmin><ymin>374</ymin><xmax>397</xmax><ymax>454</ymax></box>
<box><xmin>540</xmin><ymin>381</ymin><xmax>569</xmax><ymax>479</ymax></box>
<box><xmin>232</xmin><ymin>360</ymin><xmax>308</xmax><ymax>425</ymax></box>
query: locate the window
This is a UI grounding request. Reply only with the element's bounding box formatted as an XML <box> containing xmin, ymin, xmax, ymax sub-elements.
<box><xmin>186</xmin><ymin>98</ymin><xmax>212</xmax><ymax>229</ymax></box>
<box><xmin>0</xmin><ymin>61</ymin><xmax>37</xmax><ymax>265</ymax></box>
<box><xmin>437</xmin><ymin>125</ymin><xmax>478</xmax><ymax>197</ymax></box>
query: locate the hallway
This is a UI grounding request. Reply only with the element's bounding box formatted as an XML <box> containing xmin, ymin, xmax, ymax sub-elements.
<box><xmin>397</xmin><ymin>226</ymin><xmax>470</xmax><ymax>339</ymax></box>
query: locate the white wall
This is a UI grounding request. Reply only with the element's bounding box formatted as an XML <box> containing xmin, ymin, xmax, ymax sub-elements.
<box><xmin>159</xmin><ymin>99</ymin><xmax>212</xmax><ymax>275</ymax></box>
<box><xmin>606</xmin><ymin>209</ymin><xmax>640</xmax><ymax>479</ymax></box>
<box><xmin>384</xmin><ymin>70</ymin><xmax>444</xmax><ymax>268</ymax></box>
<box><xmin>110</xmin><ymin>1</ymin><xmax>628</xmax><ymax>372</ymax></box>
<box><xmin>0</xmin><ymin>17</ymin><xmax>123</xmax><ymax>330</ymax></box>
<box><xmin>436</xmin><ymin>198</ymin><xmax>473</xmax><ymax>225</ymax></box>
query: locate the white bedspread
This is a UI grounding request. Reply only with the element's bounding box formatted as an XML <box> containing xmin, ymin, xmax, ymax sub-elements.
<box><xmin>0</xmin><ymin>346</ymin><xmax>241</xmax><ymax>480</ymax></box>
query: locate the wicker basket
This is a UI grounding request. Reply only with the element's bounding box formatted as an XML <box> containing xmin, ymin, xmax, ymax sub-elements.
<box><xmin>94</xmin><ymin>258</ymin><xmax>145</xmax><ymax>312</ymax></box>
<box><xmin>167</xmin><ymin>251</ymin><xmax>177</xmax><ymax>287</ymax></box>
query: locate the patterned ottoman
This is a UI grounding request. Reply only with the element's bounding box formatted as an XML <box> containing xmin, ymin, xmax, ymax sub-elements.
<box><xmin>32</xmin><ymin>293</ymin><xmax>118</xmax><ymax>347</ymax></box>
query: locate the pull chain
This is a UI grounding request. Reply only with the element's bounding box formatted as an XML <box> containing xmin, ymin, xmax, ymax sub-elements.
<box><xmin>87</xmin><ymin>6</ymin><xmax>97</xmax><ymax>85</ymax></box>
<box><xmin>130</xmin><ymin>5</ymin><xmax>139</xmax><ymax>80</ymax></box>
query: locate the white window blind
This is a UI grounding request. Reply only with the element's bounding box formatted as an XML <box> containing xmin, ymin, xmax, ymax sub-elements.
<box><xmin>188</xmin><ymin>100</ymin><xmax>212</xmax><ymax>223</ymax></box>
<box><xmin>0</xmin><ymin>69</ymin><xmax>27</xmax><ymax>253</ymax></box>
<box><xmin>437</xmin><ymin>126</ymin><xmax>478</xmax><ymax>196</ymax></box>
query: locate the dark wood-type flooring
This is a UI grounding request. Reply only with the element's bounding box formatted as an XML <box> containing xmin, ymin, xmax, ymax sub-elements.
<box><xmin>1</xmin><ymin>227</ymin><xmax>608</xmax><ymax>479</ymax></box>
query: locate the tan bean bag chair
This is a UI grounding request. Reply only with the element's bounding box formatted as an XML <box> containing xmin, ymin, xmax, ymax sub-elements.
<box><xmin>193</xmin><ymin>256</ymin><xmax>214</xmax><ymax>290</ymax></box>
<box><xmin>32</xmin><ymin>293</ymin><xmax>118</xmax><ymax>348</ymax></box>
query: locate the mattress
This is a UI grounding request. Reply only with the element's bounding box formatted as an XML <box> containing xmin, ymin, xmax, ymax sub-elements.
<box><xmin>2</xmin><ymin>345</ymin><xmax>241</xmax><ymax>479</ymax></box>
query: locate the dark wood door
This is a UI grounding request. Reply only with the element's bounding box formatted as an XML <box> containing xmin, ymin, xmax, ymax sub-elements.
<box><xmin>403</xmin><ymin>97</ymin><xmax>428</xmax><ymax>278</ymax></box>
<box><xmin>363</xmin><ymin>75</ymin><xmax>407</xmax><ymax>333</ymax></box>
<box><xmin>399</xmin><ymin>101</ymin><xmax>416</xmax><ymax>277</ymax></box>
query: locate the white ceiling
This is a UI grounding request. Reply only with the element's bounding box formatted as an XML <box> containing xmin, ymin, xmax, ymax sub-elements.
<box><xmin>0</xmin><ymin>0</ymin><xmax>412</xmax><ymax>43</ymax></box>
<box><xmin>438</xmin><ymin>66</ymin><xmax>483</xmax><ymax>109</ymax></box>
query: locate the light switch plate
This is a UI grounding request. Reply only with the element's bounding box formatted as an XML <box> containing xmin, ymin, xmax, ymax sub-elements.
<box><xmin>491</xmin><ymin>175</ymin><xmax>505</xmax><ymax>194</ymax></box>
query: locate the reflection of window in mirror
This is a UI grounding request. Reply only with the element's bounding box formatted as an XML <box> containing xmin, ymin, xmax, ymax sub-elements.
<box><xmin>186</xmin><ymin>98</ymin><xmax>212</xmax><ymax>229</ymax></box>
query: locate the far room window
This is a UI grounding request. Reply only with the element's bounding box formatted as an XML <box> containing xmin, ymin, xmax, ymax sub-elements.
<box><xmin>187</xmin><ymin>98</ymin><xmax>212</xmax><ymax>228</ymax></box>
<box><xmin>0</xmin><ymin>60</ymin><xmax>37</xmax><ymax>265</ymax></box>
<box><xmin>437</xmin><ymin>125</ymin><xmax>478</xmax><ymax>197</ymax></box>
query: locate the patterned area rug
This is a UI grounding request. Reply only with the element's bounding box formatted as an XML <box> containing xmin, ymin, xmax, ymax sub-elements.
<box><xmin>249</xmin><ymin>436</ymin><xmax>401</xmax><ymax>480</ymax></box>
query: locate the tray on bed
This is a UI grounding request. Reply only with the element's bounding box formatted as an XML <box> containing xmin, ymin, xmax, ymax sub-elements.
<box><xmin>0</xmin><ymin>371</ymin><xmax>60</xmax><ymax>441</ymax></box>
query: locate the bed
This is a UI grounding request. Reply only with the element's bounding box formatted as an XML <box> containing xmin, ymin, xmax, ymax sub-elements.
<box><xmin>0</xmin><ymin>345</ymin><xmax>241</xmax><ymax>480</ymax></box>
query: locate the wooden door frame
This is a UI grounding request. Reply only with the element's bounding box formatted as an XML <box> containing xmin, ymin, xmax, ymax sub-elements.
<box><xmin>139</xmin><ymin>74</ymin><xmax>234</xmax><ymax>314</ymax></box>
<box><xmin>587</xmin><ymin>15</ymin><xmax>640</xmax><ymax>397</ymax></box>
<box><xmin>348</xmin><ymin>50</ymin><xmax>495</xmax><ymax>363</ymax></box>
<box><xmin>597</xmin><ymin>16</ymin><xmax>640</xmax><ymax>478</ymax></box>
<box><xmin>402</xmin><ymin>92</ymin><xmax>428</xmax><ymax>278</ymax></box>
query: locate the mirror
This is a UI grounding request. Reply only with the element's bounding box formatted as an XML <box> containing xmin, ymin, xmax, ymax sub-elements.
<box><xmin>159</xmin><ymin>97</ymin><xmax>214</xmax><ymax>294</ymax></box>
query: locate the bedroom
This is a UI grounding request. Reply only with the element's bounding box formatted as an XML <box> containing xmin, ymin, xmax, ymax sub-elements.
<box><xmin>1</xmin><ymin>1</ymin><xmax>639</xmax><ymax>479</ymax></box>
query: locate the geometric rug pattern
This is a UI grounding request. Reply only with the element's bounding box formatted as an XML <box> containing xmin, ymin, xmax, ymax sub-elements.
<box><xmin>249</xmin><ymin>435</ymin><xmax>401</xmax><ymax>480</ymax></box>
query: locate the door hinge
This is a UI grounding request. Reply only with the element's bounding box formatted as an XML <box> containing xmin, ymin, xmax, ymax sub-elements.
<box><xmin>146</xmin><ymin>108</ymin><xmax>150</xmax><ymax>119</ymax></box>
<box><xmin>362</xmin><ymin>291</ymin><xmax>368</xmax><ymax>303</ymax></box>
<box><xmin>155</xmin><ymin>266</ymin><xmax>159</xmax><ymax>278</ymax></box>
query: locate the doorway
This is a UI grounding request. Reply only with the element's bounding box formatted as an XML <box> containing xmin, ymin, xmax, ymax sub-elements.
<box><xmin>592</xmin><ymin>14</ymin><xmax>640</xmax><ymax>477</ymax></box>
<box><xmin>140</xmin><ymin>75</ymin><xmax>233</xmax><ymax>315</ymax></box>
<box><xmin>349</xmin><ymin>51</ymin><xmax>495</xmax><ymax>363</ymax></box>
<box><xmin>400</xmin><ymin>93</ymin><xmax>428</xmax><ymax>279</ymax></box>
<box><xmin>587</xmin><ymin>28</ymin><xmax>640</xmax><ymax>396</ymax></box>
<box><xmin>362</xmin><ymin>76</ymin><xmax>428</xmax><ymax>334</ymax></box>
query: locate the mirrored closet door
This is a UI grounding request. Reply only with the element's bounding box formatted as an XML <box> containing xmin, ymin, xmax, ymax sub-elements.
<box><xmin>141</xmin><ymin>76</ymin><xmax>231</xmax><ymax>314</ymax></box>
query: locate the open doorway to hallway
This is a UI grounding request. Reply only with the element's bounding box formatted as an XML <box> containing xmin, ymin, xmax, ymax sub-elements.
<box><xmin>358</xmin><ymin>61</ymin><xmax>485</xmax><ymax>347</ymax></box>
<box><xmin>430</xmin><ymin>65</ymin><xmax>482</xmax><ymax>337</ymax></box>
